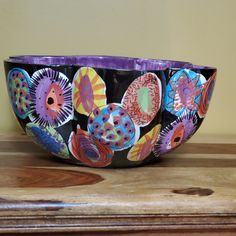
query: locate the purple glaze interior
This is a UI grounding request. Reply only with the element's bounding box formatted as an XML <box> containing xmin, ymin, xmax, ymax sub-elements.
<box><xmin>5</xmin><ymin>55</ymin><xmax>214</xmax><ymax>70</ymax></box>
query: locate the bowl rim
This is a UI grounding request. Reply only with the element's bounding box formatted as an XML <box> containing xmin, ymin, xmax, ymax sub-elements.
<box><xmin>4</xmin><ymin>55</ymin><xmax>216</xmax><ymax>71</ymax></box>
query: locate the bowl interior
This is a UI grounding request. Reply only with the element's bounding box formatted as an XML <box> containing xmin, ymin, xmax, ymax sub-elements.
<box><xmin>5</xmin><ymin>55</ymin><xmax>196</xmax><ymax>71</ymax></box>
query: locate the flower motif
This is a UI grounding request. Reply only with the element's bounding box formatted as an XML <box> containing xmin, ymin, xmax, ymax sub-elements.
<box><xmin>68</xmin><ymin>127</ymin><xmax>113</xmax><ymax>167</ymax></box>
<box><xmin>121</xmin><ymin>73</ymin><xmax>162</xmax><ymax>127</ymax></box>
<box><xmin>72</xmin><ymin>67</ymin><xmax>106</xmax><ymax>116</ymax></box>
<box><xmin>127</xmin><ymin>124</ymin><xmax>161</xmax><ymax>161</ymax></box>
<box><xmin>26</xmin><ymin>123</ymin><xmax>70</xmax><ymax>159</ymax></box>
<box><xmin>87</xmin><ymin>103</ymin><xmax>140</xmax><ymax>151</ymax></box>
<box><xmin>7</xmin><ymin>68</ymin><xmax>32</xmax><ymax>119</ymax></box>
<box><xmin>198</xmin><ymin>72</ymin><xmax>216</xmax><ymax>118</ymax></box>
<box><xmin>165</xmin><ymin>69</ymin><xmax>206</xmax><ymax>116</ymax></box>
<box><xmin>153</xmin><ymin>112</ymin><xmax>197</xmax><ymax>156</ymax></box>
<box><xmin>30</xmin><ymin>68</ymin><xmax>72</xmax><ymax>127</ymax></box>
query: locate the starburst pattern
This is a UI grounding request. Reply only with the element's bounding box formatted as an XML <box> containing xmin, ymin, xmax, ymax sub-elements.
<box><xmin>165</xmin><ymin>69</ymin><xmax>206</xmax><ymax>116</ymax></box>
<box><xmin>30</xmin><ymin>68</ymin><xmax>72</xmax><ymax>127</ymax></box>
<box><xmin>153</xmin><ymin>112</ymin><xmax>197</xmax><ymax>156</ymax></box>
<box><xmin>72</xmin><ymin>67</ymin><xmax>107</xmax><ymax>116</ymax></box>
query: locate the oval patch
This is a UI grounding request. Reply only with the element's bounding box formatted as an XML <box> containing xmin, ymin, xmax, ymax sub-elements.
<box><xmin>72</xmin><ymin>67</ymin><xmax>107</xmax><ymax>116</ymax></box>
<box><xmin>7</xmin><ymin>68</ymin><xmax>32</xmax><ymax>119</ymax></box>
<box><xmin>87</xmin><ymin>103</ymin><xmax>140</xmax><ymax>151</ymax></box>
<box><xmin>121</xmin><ymin>73</ymin><xmax>162</xmax><ymax>127</ymax></box>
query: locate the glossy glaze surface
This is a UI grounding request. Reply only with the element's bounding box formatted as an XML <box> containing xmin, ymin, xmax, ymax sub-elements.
<box><xmin>4</xmin><ymin>56</ymin><xmax>217</xmax><ymax>167</ymax></box>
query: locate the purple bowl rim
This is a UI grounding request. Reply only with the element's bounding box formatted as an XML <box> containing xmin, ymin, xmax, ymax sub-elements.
<box><xmin>4</xmin><ymin>55</ymin><xmax>216</xmax><ymax>71</ymax></box>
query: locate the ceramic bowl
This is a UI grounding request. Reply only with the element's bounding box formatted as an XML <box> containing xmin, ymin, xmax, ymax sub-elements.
<box><xmin>4</xmin><ymin>56</ymin><xmax>216</xmax><ymax>168</ymax></box>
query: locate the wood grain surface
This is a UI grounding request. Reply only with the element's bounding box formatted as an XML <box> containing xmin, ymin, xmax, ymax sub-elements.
<box><xmin>0</xmin><ymin>133</ymin><xmax>236</xmax><ymax>235</ymax></box>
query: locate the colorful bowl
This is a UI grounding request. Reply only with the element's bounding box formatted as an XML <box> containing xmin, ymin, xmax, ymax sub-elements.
<box><xmin>4</xmin><ymin>56</ymin><xmax>216</xmax><ymax>168</ymax></box>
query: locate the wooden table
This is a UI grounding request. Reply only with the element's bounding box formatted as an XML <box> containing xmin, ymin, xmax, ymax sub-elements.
<box><xmin>0</xmin><ymin>133</ymin><xmax>236</xmax><ymax>235</ymax></box>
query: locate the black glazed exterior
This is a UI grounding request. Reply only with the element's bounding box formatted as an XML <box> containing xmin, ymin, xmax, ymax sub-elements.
<box><xmin>4</xmin><ymin>56</ymin><xmax>216</xmax><ymax>168</ymax></box>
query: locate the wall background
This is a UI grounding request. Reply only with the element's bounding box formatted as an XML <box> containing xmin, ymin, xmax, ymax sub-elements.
<box><xmin>0</xmin><ymin>0</ymin><xmax>235</xmax><ymax>136</ymax></box>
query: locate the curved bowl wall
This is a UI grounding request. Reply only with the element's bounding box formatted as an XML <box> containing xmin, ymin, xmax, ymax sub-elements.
<box><xmin>4</xmin><ymin>56</ymin><xmax>217</xmax><ymax>168</ymax></box>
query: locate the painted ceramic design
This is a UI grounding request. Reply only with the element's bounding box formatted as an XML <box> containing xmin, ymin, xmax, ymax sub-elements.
<box><xmin>198</xmin><ymin>72</ymin><xmax>216</xmax><ymax>118</ymax></box>
<box><xmin>68</xmin><ymin>127</ymin><xmax>113</xmax><ymax>167</ymax></box>
<box><xmin>127</xmin><ymin>124</ymin><xmax>161</xmax><ymax>161</ymax></box>
<box><xmin>4</xmin><ymin>56</ymin><xmax>217</xmax><ymax>168</ymax></box>
<box><xmin>87</xmin><ymin>103</ymin><xmax>140</xmax><ymax>151</ymax></box>
<box><xmin>121</xmin><ymin>73</ymin><xmax>162</xmax><ymax>127</ymax></box>
<box><xmin>165</xmin><ymin>69</ymin><xmax>206</xmax><ymax>116</ymax></box>
<box><xmin>7</xmin><ymin>68</ymin><xmax>32</xmax><ymax>119</ymax></box>
<box><xmin>25</xmin><ymin>123</ymin><xmax>69</xmax><ymax>159</ymax></box>
<box><xmin>153</xmin><ymin>112</ymin><xmax>197</xmax><ymax>156</ymax></box>
<box><xmin>72</xmin><ymin>67</ymin><xmax>106</xmax><ymax>116</ymax></box>
<box><xmin>30</xmin><ymin>68</ymin><xmax>72</xmax><ymax>127</ymax></box>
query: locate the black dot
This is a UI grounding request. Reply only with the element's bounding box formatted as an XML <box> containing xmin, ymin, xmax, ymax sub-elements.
<box><xmin>47</xmin><ymin>97</ymin><xmax>54</xmax><ymax>105</ymax></box>
<box><xmin>174</xmin><ymin>137</ymin><xmax>181</xmax><ymax>143</ymax></box>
